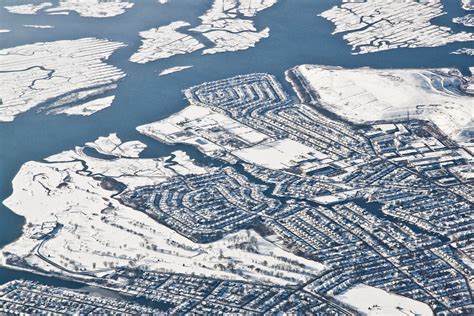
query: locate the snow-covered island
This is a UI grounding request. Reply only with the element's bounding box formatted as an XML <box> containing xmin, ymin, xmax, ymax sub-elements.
<box><xmin>0</xmin><ymin>38</ymin><xmax>125</xmax><ymax>122</ymax></box>
<box><xmin>23</xmin><ymin>24</ymin><xmax>54</xmax><ymax>29</ymax></box>
<box><xmin>453</xmin><ymin>14</ymin><xmax>474</xmax><ymax>27</ymax></box>
<box><xmin>189</xmin><ymin>0</ymin><xmax>275</xmax><ymax>55</ymax></box>
<box><xmin>4</xmin><ymin>0</ymin><xmax>134</xmax><ymax>18</ymax></box>
<box><xmin>47</xmin><ymin>96</ymin><xmax>116</xmax><ymax>117</ymax></box>
<box><xmin>46</xmin><ymin>0</ymin><xmax>133</xmax><ymax>18</ymax></box>
<box><xmin>84</xmin><ymin>133</ymin><xmax>146</xmax><ymax>158</ymax></box>
<box><xmin>320</xmin><ymin>0</ymin><xmax>474</xmax><ymax>54</ymax></box>
<box><xmin>462</xmin><ymin>0</ymin><xmax>474</xmax><ymax>11</ymax></box>
<box><xmin>4</xmin><ymin>2</ymin><xmax>52</xmax><ymax>14</ymax></box>
<box><xmin>287</xmin><ymin>65</ymin><xmax>474</xmax><ymax>141</ymax></box>
<box><xmin>129</xmin><ymin>21</ymin><xmax>204</xmax><ymax>64</ymax></box>
<box><xmin>130</xmin><ymin>0</ymin><xmax>277</xmax><ymax>63</ymax></box>
<box><xmin>158</xmin><ymin>65</ymin><xmax>193</xmax><ymax>76</ymax></box>
<box><xmin>451</xmin><ymin>47</ymin><xmax>474</xmax><ymax>56</ymax></box>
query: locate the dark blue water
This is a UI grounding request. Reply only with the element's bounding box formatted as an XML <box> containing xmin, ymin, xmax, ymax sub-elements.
<box><xmin>0</xmin><ymin>0</ymin><xmax>472</xmax><ymax>286</ymax></box>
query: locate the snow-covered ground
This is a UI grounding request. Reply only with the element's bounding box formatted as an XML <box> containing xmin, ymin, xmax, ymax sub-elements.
<box><xmin>45</xmin><ymin>0</ymin><xmax>134</xmax><ymax>18</ymax></box>
<box><xmin>0</xmin><ymin>38</ymin><xmax>125</xmax><ymax>122</ymax></box>
<box><xmin>190</xmin><ymin>0</ymin><xmax>275</xmax><ymax>55</ymax></box>
<box><xmin>48</xmin><ymin>11</ymin><xmax>69</xmax><ymax>15</ymax></box>
<box><xmin>462</xmin><ymin>0</ymin><xmax>474</xmax><ymax>11</ymax></box>
<box><xmin>137</xmin><ymin>105</ymin><xmax>270</xmax><ymax>150</ymax></box>
<box><xmin>4</xmin><ymin>0</ymin><xmax>134</xmax><ymax>18</ymax></box>
<box><xmin>4</xmin><ymin>2</ymin><xmax>52</xmax><ymax>14</ymax></box>
<box><xmin>48</xmin><ymin>96</ymin><xmax>115</xmax><ymax>117</ymax></box>
<box><xmin>451</xmin><ymin>48</ymin><xmax>474</xmax><ymax>56</ymax></box>
<box><xmin>196</xmin><ymin>0</ymin><xmax>277</xmax><ymax>23</ymax></box>
<box><xmin>194</xmin><ymin>24</ymin><xmax>269</xmax><ymax>55</ymax></box>
<box><xmin>233</xmin><ymin>138</ymin><xmax>324</xmax><ymax>170</ymax></box>
<box><xmin>466</xmin><ymin>67</ymin><xmax>474</xmax><ymax>94</ymax></box>
<box><xmin>290</xmin><ymin>65</ymin><xmax>473</xmax><ymax>141</ymax></box>
<box><xmin>84</xmin><ymin>133</ymin><xmax>146</xmax><ymax>158</ymax></box>
<box><xmin>234</xmin><ymin>0</ymin><xmax>277</xmax><ymax>17</ymax></box>
<box><xmin>320</xmin><ymin>0</ymin><xmax>474</xmax><ymax>54</ymax></box>
<box><xmin>1</xmin><ymin>134</ymin><xmax>325</xmax><ymax>285</ymax></box>
<box><xmin>23</xmin><ymin>24</ymin><xmax>54</xmax><ymax>29</ymax></box>
<box><xmin>452</xmin><ymin>14</ymin><xmax>474</xmax><ymax>27</ymax></box>
<box><xmin>137</xmin><ymin>104</ymin><xmax>323</xmax><ymax>169</ymax></box>
<box><xmin>159</xmin><ymin>66</ymin><xmax>193</xmax><ymax>76</ymax></box>
<box><xmin>137</xmin><ymin>105</ymin><xmax>327</xmax><ymax>169</ymax></box>
<box><xmin>335</xmin><ymin>284</ymin><xmax>433</xmax><ymax>316</ymax></box>
<box><xmin>130</xmin><ymin>0</ymin><xmax>277</xmax><ymax>63</ymax></box>
<box><xmin>130</xmin><ymin>21</ymin><xmax>204</xmax><ymax>64</ymax></box>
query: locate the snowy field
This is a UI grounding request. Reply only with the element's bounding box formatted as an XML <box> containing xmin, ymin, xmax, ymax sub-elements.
<box><xmin>130</xmin><ymin>21</ymin><xmax>205</xmax><ymax>64</ymax></box>
<box><xmin>137</xmin><ymin>104</ymin><xmax>324</xmax><ymax>169</ymax></box>
<box><xmin>290</xmin><ymin>65</ymin><xmax>474</xmax><ymax>141</ymax></box>
<box><xmin>0</xmin><ymin>38</ymin><xmax>125</xmax><ymax>121</ymax></box>
<box><xmin>159</xmin><ymin>65</ymin><xmax>193</xmax><ymax>76</ymax></box>
<box><xmin>320</xmin><ymin>0</ymin><xmax>474</xmax><ymax>54</ymax></box>
<box><xmin>335</xmin><ymin>284</ymin><xmax>433</xmax><ymax>316</ymax></box>
<box><xmin>130</xmin><ymin>0</ymin><xmax>277</xmax><ymax>64</ymax></box>
<box><xmin>5</xmin><ymin>0</ymin><xmax>135</xmax><ymax>18</ymax></box>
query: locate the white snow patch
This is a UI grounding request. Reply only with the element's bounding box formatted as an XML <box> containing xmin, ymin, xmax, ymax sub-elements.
<box><xmin>4</xmin><ymin>2</ymin><xmax>52</xmax><ymax>14</ymax></box>
<box><xmin>49</xmin><ymin>96</ymin><xmax>115</xmax><ymax>117</ymax></box>
<box><xmin>233</xmin><ymin>138</ymin><xmax>323</xmax><ymax>170</ymax></box>
<box><xmin>45</xmin><ymin>0</ymin><xmax>134</xmax><ymax>18</ymax></box>
<box><xmin>138</xmin><ymin>104</ymin><xmax>327</xmax><ymax>169</ymax></box>
<box><xmin>451</xmin><ymin>48</ymin><xmax>474</xmax><ymax>56</ymax></box>
<box><xmin>48</xmin><ymin>11</ymin><xmax>69</xmax><ymax>15</ymax></box>
<box><xmin>0</xmin><ymin>38</ymin><xmax>125</xmax><ymax>122</ymax></box>
<box><xmin>190</xmin><ymin>0</ymin><xmax>276</xmax><ymax>55</ymax></box>
<box><xmin>199</xmin><ymin>25</ymin><xmax>269</xmax><ymax>55</ymax></box>
<box><xmin>138</xmin><ymin>105</ymin><xmax>271</xmax><ymax>160</ymax></box>
<box><xmin>23</xmin><ymin>24</ymin><xmax>54</xmax><ymax>29</ymax></box>
<box><xmin>452</xmin><ymin>14</ymin><xmax>474</xmax><ymax>27</ymax></box>
<box><xmin>292</xmin><ymin>65</ymin><xmax>474</xmax><ymax>140</ymax></box>
<box><xmin>130</xmin><ymin>0</ymin><xmax>277</xmax><ymax>61</ymax></box>
<box><xmin>158</xmin><ymin>65</ymin><xmax>192</xmax><ymax>76</ymax></box>
<box><xmin>320</xmin><ymin>0</ymin><xmax>474</xmax><ymax>54</ymax></box>
<box><xmin>130</xmin><ymin>21</ymin><xmax>204</xmax><ymax>64</ymax></box>
<box><xmin>462</xmin><ymin>0</ymin><xmax>474</xmax><ymax>10</ymax></box>
<box><xmin>335</xmin><ymin>284</ymin><xmax>433</xmax><ymax>316</ymax></box>
<box><xmin>84</xmin><ymin>133</ymin><xmax>146</xmax><ymax>158</ymax></box>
